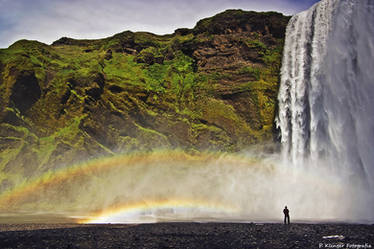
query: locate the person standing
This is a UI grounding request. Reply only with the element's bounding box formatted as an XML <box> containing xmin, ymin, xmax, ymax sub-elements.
<box><xmin>283</xmin><ymin>206</ymin><xmax>290</xmax><ymax>224</ymax></box>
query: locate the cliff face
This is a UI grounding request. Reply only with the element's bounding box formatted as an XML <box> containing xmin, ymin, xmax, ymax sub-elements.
<box><xmin>0</xmin><ymin>10</ymin><xmax>289</xmax><ymax>188</ymax></box>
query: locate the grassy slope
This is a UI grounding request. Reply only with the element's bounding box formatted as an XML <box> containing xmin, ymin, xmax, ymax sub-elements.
<box><xmin>0</xmin><ymin>10</ymin><xmax>289</xmax><ymax>191</ymax></box>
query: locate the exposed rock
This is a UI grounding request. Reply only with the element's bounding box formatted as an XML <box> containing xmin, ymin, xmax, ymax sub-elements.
<box><xmin>108</xmin><ymin>85</ymin><xmax>124</xmax><ymax>93</ymax></box>
<box><xmin>193</xmin><ymin>10</ymin><xmax>288</xmax><ymax>38</ymax></box>
<box><xmin>9</xmin><ymin>70</ymin><xmax>41</xmax><ymax>113</ymax></box>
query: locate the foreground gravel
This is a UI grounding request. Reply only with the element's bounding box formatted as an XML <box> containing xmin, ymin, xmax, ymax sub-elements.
<box><xmin>0</xmin><ymin>223</ymin><xmax>373</xmax><ymax>249</ymax></box>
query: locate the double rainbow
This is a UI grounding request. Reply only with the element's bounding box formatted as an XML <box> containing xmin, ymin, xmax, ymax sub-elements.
<box><xmin>0</xmin><ymin>150</ymin><xmax>255</xmax><ymax>223</ymax></box>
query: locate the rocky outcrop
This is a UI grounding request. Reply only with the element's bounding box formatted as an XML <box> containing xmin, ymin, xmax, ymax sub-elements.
<box><xmin>9</xmin><ymin>70</ymin><xmax>41</xmax><ymax>113</ymax></box>
<box><xmin>0</xmin><ymin>9</ymin><xmax>290</xmax><ymax>190</ymax></box>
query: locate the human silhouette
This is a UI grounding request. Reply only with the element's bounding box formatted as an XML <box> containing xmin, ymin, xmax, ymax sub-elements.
<box><xmin>283</xmin><ymin>206</ymin><xmax>290</xmax><ymax>224</ymax></box>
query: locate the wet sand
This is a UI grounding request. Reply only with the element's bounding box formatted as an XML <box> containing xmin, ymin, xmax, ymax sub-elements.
<box><xmin>0</xmin><ymin>222</ymin><xmax>373</xmax><ymax>249</ymax></box>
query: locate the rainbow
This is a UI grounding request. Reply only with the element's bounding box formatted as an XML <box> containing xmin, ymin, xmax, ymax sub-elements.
<box><xmin>0</xmin><ymin>150</ymin><xmax>260</xmax><ymax>212</ymax></box>
<box><xmin>79</xmin><ymin>199</ymin><xmax>239</xmax><ymax>224</ymax></box>
<box><xmin>0</xmin><ymin>149</ymin><xmax>349</xmax><ymax>223</ymax></box>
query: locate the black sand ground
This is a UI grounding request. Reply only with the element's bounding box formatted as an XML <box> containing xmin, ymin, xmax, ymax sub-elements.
<box><xmin>0</xmin><ymin>223</ymin><xmax>373</xmax><ymax>249</ymax></box>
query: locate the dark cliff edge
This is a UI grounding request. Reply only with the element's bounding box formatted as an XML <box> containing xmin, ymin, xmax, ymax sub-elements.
<box><xmin>0</xmin><ymin>9</ymin><xmax>290</xmax><ymax>190</ymax></box>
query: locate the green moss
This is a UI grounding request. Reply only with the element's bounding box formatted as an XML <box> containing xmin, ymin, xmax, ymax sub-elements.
<box><xmin>0</xmin><ymin>122</ymin><xmax>31</xmax><ymax>137</ymax></box>
<box><xmin>70</xmin><ymin>89</ymin><xmax>85</xmax><ymax>101</ymax></box>
<box><xmin>134</xmin><ymin>122</ymin><xmax>170</xmax><ymax>148</ymax></box>
<box><xmin>134</xmin><ymin>32</ymin><xmax>163</xmax><ymax>47</ymax></box>
<box><xmin>0</xmin><ymin>124</ymin><xmax>30</xmax><ymax>171</ymax></box>
<box><xmin>245</xmin><ymin>40</ymin><xmax>267</xmax><ymax>51</ymax></box>
<box><xmin>104</xmin><ymin>53</ymin><xmax>145</xmax><ymax>84</ymax></box>
<box><xmin>54</xmin><ymin>116</ymin><xmax>85</xmax><ymax>140</ymax></box>
<box><xmin>239</xmin><ymin>66</ymin><xmax>261</xmax><ymax>80</ymax></box>
<box><xmin>144</xmin><ymin>63</ymin><xmax>167</xmax><ymax>92</ymax></box>
<box><xmin>27</xmin><ymin>115</ymin><xmax>86</xmax><ymax>168</ymax></box>
<box><xmin>200</xmin><ymin>98</ymin><xmax>252</xmax><ymax>136</ymax></box>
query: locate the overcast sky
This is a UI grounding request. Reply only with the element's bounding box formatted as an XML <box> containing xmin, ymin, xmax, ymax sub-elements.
<box><xmin>0</xmin><ymin>0</ymin><xmax>320</xmax><ymax>48</ymax></box>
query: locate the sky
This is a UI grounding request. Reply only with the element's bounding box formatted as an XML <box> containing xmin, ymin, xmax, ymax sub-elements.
<box><xmin>0</xmin><ymin>0</ymin><xmax>320</xmax><ymax>48</ymax></box>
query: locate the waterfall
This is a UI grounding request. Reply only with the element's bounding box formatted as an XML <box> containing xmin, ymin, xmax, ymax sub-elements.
<box><xmin>277</xmin><ymin>0</ymin><xmax>374</xmax><ymax>220</ymax></box>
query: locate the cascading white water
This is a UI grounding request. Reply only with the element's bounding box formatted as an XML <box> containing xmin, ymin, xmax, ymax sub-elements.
<box><xmin>277</xmin><ymin>0</ymin><xmax>374</xmax><ymax>220</ymax></box>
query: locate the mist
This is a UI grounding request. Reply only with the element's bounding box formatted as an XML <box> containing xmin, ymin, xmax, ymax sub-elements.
<box><xmin>0</xmin><ymin>149</ymin><xmax>370</xmax><ymax>224</ymax></box>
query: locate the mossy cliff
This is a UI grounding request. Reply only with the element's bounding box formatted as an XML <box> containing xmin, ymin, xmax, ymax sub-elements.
<box><xmin>0</xmin><ymin>10</ymin><xmax>289</xmax><ymax>188</ymax></box>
